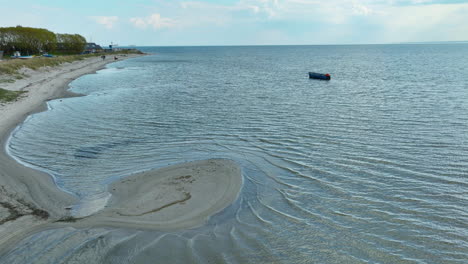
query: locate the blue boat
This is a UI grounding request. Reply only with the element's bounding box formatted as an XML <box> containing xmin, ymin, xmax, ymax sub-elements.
<box><xmin>309</xmin><ymin>72</ymin><xmax>331</xmax><ymax>80</ymax></box>
<box><xmin>11</xmin><ymin>55</ymin><xmax>34</xmax><ymax>59</ymax></box>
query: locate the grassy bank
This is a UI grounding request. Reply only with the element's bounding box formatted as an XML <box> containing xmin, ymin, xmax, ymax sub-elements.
<box><xmin>0</xmin><ymin>50</ymin><xmax>143</xmax><ymax>102</ymax></box>
<box><xmin>0</xmin><ymin>50</ymin><xmax>143</xmax><ymax>103</ymax></box>
<box><xmin>0</xmin><ymin>54</ymin><xmax>100</xmax><ymax>75</ymax></box>
<box><xmin>0</xmin><ymin>50</ymin><xmax>143</xmax><ymax>75</ymax></box>
<box><xmin>0</xmin><ymin>88</ymin><xmax>26</xmax><ymax>102</ymax></box>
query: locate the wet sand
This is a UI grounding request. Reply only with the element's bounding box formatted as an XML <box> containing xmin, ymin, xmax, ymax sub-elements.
<box><xmin>72</xmin><ymin>159</ymin><xmax>242</xmax><ymax>231</ymax></box>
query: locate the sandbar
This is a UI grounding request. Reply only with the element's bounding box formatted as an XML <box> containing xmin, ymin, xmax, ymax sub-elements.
<box><xmin>73</xmin><ymin>159</ymin><xmax>242</xmax><ymax>230</ymax></box>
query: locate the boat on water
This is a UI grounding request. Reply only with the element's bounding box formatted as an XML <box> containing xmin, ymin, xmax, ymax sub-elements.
<box><xmin>309</xmin><ymin>72</ymin><xmax>331</xmax><ymax>80</ymax></box>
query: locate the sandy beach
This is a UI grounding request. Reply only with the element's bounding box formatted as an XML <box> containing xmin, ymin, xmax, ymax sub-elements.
<box><xmin>0</xmin><ymin>55</ymin><xmax>242</xmax><ymax>253</ymax></box>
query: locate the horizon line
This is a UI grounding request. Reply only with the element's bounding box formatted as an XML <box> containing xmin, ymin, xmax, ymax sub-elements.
<box><xmin>117</xmin><ymin>41</ymin><xmax>468</xmax><ymax>48</ymax></box>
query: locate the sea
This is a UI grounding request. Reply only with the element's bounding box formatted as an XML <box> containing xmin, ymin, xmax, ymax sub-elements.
<box><xmin>2</xmin><ymin>45</ymin><xmax>468</xmax><ymax>263</ymax></box>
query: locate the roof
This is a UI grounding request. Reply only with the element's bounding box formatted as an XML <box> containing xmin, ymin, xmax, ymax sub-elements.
<box><xmin>85</xmin><ymin>43</ymin><xmax>103</xmax><ymax>50</ymax></box>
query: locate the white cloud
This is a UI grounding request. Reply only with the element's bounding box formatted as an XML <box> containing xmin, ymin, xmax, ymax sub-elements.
<box><xmin>121</xmin><ymin>0</ymin><xmax>468</xmax><ymax>44</ymax></box>
<box><xmin>377</xmin><ymin>3</ymin><xmax>468</xmax><ymax>42</ymax></box>
<box><xmin>177</xmin><ymin>2</ymin><xmax>244</xmax><ymax>27</ymax></box>
<box><xmin>179</xmin><ymin>0</ymin><xmax>282</xmax><ymax>20</ymax></box>
<box><xmin>237</xmin><ymin>0</ymin><xmax>282</xmax><ymax>18</ymax></box>
<box><xmin>130</xmin><ymin>14</ymin><xmax>177</xmax><ymax>30</ymax></box>
<box><xmin>91</xmin><ymin>16</ymin><xmax>118</xmax><ymax>29</ymax></box>
<box><xmin>223</xmin><ymin>0</ymin><xmax>377</xmax><ymax>23</ymax></box>
<box><xmin>352</xmin><ymin>3</ymin><xmax>373</xmax><ymax>15</ymax></box>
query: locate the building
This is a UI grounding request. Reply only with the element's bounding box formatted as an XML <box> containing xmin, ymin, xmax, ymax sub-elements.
<box><xmin>84</xmin><ymin>43</ymin><xmax>103</xmax><ymax>53</ymax></box>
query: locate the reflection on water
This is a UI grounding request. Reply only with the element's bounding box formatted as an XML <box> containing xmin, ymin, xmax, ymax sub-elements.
<box><xmin>4</xmin><ymin>45</ymin><xmax>468</xmax><ymax>263</ymax></box>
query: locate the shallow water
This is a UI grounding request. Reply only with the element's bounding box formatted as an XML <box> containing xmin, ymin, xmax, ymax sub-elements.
<box><xmin>4</xmin><ymin>45</ymin><xmax>468</xmax><ymax>263</ymax></box>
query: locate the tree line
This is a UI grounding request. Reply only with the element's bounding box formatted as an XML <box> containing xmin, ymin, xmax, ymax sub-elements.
<box><xmin>0</xmin><ymin>26</ymin><xmax>87</xmax><ymax>55</ymax></box>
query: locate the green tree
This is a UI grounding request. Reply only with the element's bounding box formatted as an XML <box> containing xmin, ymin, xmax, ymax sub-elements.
<box><xmin>56</xmin><ymin>33</ymin><xmax>86</xmax><ymax>54</ymax></box>
<box><xmin>0</xmin><ymin>26</ymin><xmax>87</xmax><ymax>55</ymax></box>
<box><xmin>0</xmin><ymin>26</ymin><xmax>56</xmax><ymax>55</ymax></box>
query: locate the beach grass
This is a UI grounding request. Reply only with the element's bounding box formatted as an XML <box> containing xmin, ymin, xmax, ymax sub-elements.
<box><xmin>0</xmin><ymin>50</ymin><xmax>143</xmax><ymax>76</ymax></box>
<box><xmin>0</xmin><ymin>54</ymin><xmax>99</xmax><ymax>75</ymax></box>
<box><xmin>0</xmin><ymin>88</ymin><xmax>27</xmax><ymax>102</ymax></box>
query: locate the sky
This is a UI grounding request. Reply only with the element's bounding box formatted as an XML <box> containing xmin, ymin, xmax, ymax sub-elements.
<box><xmin>0</xmin><ymin>0</ymin><xmax>467</xmax><ymax>46</ymax></box>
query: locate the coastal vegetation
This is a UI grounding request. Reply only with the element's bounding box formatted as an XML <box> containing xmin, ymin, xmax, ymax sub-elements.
<box><xmin>0</xmin><ymin>54</ymin><xmax>101</xmax><ymax>93</ymax></box>
<box><xmin>0</xmin><ymin>49</ymin><xmax>142</xmax><ymax>102</ymax></box>
<box><xmin>0</xmin><ymin>26</ymin><xmax>86</xmax><ymax>55</ymax></box>
<box><xmin>0</xmin><ymin>49</ymin><xmax>143</xmax><ymax>76</ymax></box>
<box><xmin>0</xmin><ymin>25</ymin><xmax>143</xmax><ymax>102</ymax></box>
<box><xmin>0</xmin><ymin>186</ymin><xmax>49</xmax><ymax>225</ymax></box>
<box><xmin>0</xmin><ymin>88</ymin><xmax>26</xmax><ymax>102</ymax></box>
<box><xmin>56</xmin><ymin>33</ymin><xmax>87</xmax><ymax>54</ymax></box>
<box><xmin>0</xmin><ymin>53</ymin><xmax>98</xmax><ymax>74</ymax></box>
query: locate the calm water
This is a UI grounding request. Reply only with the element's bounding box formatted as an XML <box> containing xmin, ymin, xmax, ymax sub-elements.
<box><xmin>3</xmin><ymin>45</ymin><xmax>468</xmax><ymax>263</ymax></box>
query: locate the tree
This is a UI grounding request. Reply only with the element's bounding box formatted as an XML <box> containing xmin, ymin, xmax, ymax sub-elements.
<box><xmin>56</xmin><ymin>33</ymin><xmax>86</xmax><ymax>54</ymax></box>
<box><xmin>0</xmin><ymin>26</ymin><xmax>86</xmax><ymax>55</ymax></box>
<box><xmin>0</xmin><ymin>26</ymin><xmax>57</xmax><ymax>55</ymax></box>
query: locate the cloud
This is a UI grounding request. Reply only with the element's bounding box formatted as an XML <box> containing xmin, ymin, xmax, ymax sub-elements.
<box><xmin>88</xmin><ymin>0</ymin><xmax>468</xmax><ymax>44</ymax></box>
<box><xmin>226</xmin><ymin>0</ymin><xmax>377</xmax><ymax>23</ymax></box>
<box><xmin>244</xmin><ymin>0</ymin><xmax>281</xmax><ymax>18</ymax></box>
<box><xmin>177</xmin><ymin>2</ymin><xmax>248</xmax><ymax>27</ymax></box>
<box><xmin>377</xmin><ymin>3</ymin><xmax>468</xmax><ymax>42</ymax></box>
<box><xmin>91</xmin><ymin>16</ymin><xmax>118</xmax><ymax>29</ymax></box>
<box><xmin>179</xmin><ymin>0</ymin><xmax>282</xmax><ymax>20</ymax></box>
<box><xmin>130</xmin><ymin>14</ymin><xmax>177</xmax><ymax>30</ymax></box>
<box><xmin>352</xmin><ymin>3</ymin><xmax>373</xmax><ymax>15</ymax></box>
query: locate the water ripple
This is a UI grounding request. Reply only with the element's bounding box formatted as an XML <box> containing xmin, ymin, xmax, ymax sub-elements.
<box><xmin>4</xmin><ymin>45</ymin><xmax>468</xmax><ymax>263</ymax></box>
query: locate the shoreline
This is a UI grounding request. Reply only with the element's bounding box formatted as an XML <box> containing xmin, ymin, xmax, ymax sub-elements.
<box><xmin>0</xmin><ymin>54</ymin><xmax>141</xmax><ymax>250</ymax></box>
<box><xmin>0</xmin><ymin>54</ymin><xmax>243</xmax><ymax>253</ymax></box>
